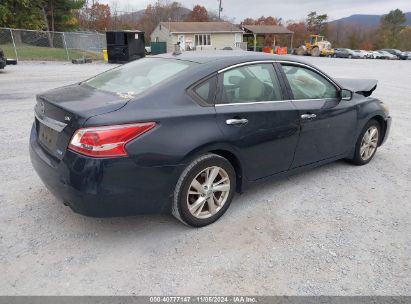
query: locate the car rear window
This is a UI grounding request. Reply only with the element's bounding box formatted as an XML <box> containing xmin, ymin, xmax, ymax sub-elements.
<box><xmin>192</xmin><ymin>76</ymin><xmax>217</xmax><ymax>104</ymax></box>
<box><xmin>86</xmin><ymin>58</ymin><xmax>193</xmax><ymax>97</ymax></box>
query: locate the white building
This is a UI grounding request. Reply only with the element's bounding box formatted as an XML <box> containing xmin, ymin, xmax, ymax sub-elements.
<box><xmin>150</xmin><ymin>22</ymin><xmax>244</xmax><ymax>53</ymax></box>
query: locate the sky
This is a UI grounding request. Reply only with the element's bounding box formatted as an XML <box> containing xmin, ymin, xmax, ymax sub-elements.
<box><xmin>99</xmin><ymin>0</ymin><xmax>411</xmax><ymax>22</ymax></box>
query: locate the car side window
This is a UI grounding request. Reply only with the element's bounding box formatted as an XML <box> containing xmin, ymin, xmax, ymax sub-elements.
<box><xmin>192</xmin><ymin>76</ymin><xmax>217</xmax><ymax>105</ymax></box>
<box><xmin>221</xmin><ymin>63</ymin><xmax>282</xmax><ymax>104</ymax></box>
<box><xmin>281</xmin><ymin>64</ymin><xmax>339</xmax><ymax>100</ymax></box>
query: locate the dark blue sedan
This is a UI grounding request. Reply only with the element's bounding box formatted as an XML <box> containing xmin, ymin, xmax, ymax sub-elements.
<box><xmin>30</xmin><ymin>52</ymin><xmax>391</xmax><ymax>227</ymax></box>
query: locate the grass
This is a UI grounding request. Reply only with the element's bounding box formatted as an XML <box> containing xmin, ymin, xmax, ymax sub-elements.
<box><xmin>0</xmin><ymin>44</ymin><xmax>103</xmax><ymax>61</ymax></box>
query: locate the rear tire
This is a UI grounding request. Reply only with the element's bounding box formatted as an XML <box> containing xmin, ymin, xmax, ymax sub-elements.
<box><xmin>350</xmin><ymin>119</ymin><xmax>381</xmax><ymax>166</ymax></box>
<box><xmin>172</xmin><ymin>153</ymin><xmax>236</xmax><ymax>227</ymax></box>
<box><xmin>296</xmin><ymin>46</ymin><xmax>306</xmax><ymax>56</ymax></box>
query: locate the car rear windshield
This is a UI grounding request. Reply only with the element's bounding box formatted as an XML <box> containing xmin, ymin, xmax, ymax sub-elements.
<box><xmin>85</xmin><ymin>58</ymin><xmax>193</xmax><ymax>97</ymax></box>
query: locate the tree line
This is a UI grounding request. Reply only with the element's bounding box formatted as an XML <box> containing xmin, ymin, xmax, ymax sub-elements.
<box><xmin>0</xmin><ymin>0</ymin><xmax>85</xmax><ymax>32</ymax></box>
<box><xmin>327</xmin><ymin>9</ymin><xmax>411</xmax><ymax>50</ymax></box>
<box><xmin>0</xmin><ymin>0</ymin><xmax>221</xmax><ymax>32</ymax></box>
<box><xmin>0</xmin><ymin>0</ymin><xmax>409</xmax><ymax>50</ymax></box>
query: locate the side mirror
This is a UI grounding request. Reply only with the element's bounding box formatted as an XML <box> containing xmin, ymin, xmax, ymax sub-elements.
<box><xmin>340</xmin><ymin>89</ymin><xmax>353</xmax><ymax>101</ymax></box>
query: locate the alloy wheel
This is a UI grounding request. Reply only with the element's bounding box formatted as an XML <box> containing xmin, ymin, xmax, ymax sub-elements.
<box><xmin>360</xmin><ymin>126</ymin><xmax>379</xmax><ymax>161</ymax></box>
<box><xmin>186</xmin><ymin>166</ymin><xmax>230</xmax><ymax>219</ymax></box>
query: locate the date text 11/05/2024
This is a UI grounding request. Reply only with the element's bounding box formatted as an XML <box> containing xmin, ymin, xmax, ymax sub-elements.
<box><xmin>149</xmin><ymin>296</ymin><xmax>257</xmax><ymax>303</ymax></box>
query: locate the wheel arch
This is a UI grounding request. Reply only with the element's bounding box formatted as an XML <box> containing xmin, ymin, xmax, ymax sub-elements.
<box><xmin>356</xmin><ymin>98</ymin><xmax>387</xmax><ymax>141</ymax></box>
<box><xmin>209</xmin><ymin>149</ymin><xmax>244</xmax><ymax>193</ymax></box>
<box><xmin>354</xmin><ymin>114</ymin><xmax>386</xmax><ymax>151</ymax></box>
<box><xmin>181</xmin><ymin>143</ymin><xmax>245</xmax><ymax>193</ymax></box>
<box><xmin>369</xmin><ymin>114</ymin><xmax>387</xmax><ymax>146</ymax></box>
<box><xmin>346</xmin><ymin>103</ymin><xmax>387</xmax><ymax>160</ymax></box>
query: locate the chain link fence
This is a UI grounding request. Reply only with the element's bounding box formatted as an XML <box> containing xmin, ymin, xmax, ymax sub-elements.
<box><xmin>0</xmin><ymin>28</ymin><xmax>106</xmax><ymax>61</ymax></box>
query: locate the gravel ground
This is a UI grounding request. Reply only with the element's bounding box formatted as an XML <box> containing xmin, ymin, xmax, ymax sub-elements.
<box><xmin>0</xmin><ymin>58</ymin><xmax>410</xmax><ymax>296</ymax></box>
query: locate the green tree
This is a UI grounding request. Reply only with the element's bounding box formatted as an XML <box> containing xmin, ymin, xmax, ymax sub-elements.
<box><xmin>347</xmin><ymin>30</ymin><xmax>361</xmax><ymax>49</ymax></box>
<box><xmin>0</xmin><ymin>0</ymin><xmax>45</xmax><ymax>29</ymax></box>
<box><xmin>44</xmin><ymin>0</ymin><xmax>85</xmax><ymax>31</ymax></box>
<box><xmin>0</xmin><ymin>0</ymin><xmax>86</xmax><ymax>31</ymax></box>
<box><xmin>306</xmin><ymin>11</ymin><xmax>316</xmax><ymax>33</ymax></box>
<box><xmin>306</xmin><ymin>11</ymin><xmax>328</xmax><ymax>35</ymax></box>
<box><xmin>379</xmin><ymin>9</ymin><xmax>406</xmax><ymax>48</ymax></box>
<box><xmin>398</xmin><ymin>26</ymin><xmax>411</xmax><ymax>50</ymax></box>
<box><xmin>316</xmin><ymin>14</ymin><xmax>328</xmax><ymax>36</ymax></box>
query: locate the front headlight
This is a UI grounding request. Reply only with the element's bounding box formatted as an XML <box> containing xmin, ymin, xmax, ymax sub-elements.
<box><xmin>381</xmin><ymin>102</ymin><xmax>390</xmax><ymax>114</ymax></box>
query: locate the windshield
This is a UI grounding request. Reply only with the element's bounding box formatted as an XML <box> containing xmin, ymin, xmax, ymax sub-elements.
<box><xmin>86</xmin><ymin>58</ymin><xmax>193</xmax><ymax>97</ymax></box>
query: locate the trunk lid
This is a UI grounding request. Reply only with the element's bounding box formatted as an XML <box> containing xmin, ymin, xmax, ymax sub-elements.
<box><xmin>34</xmin><ymin>84</ymin><xmax>129</xmax><ymax>160</ymax></box>
<box><xmin>335</xmin><ymin>78</ymin><xmax>378</xmax><ymax>97</ymax></box>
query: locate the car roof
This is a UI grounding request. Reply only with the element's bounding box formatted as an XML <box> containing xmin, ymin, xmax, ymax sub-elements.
<box><xmin>148</xmin><ymin>51</ymin><xmax>336</xmax><ymax>90</ymax></box>
<box><xmin>152</xmin><ymin>50</ymin><xmax>303</xmax><ymax>65</ymax></box>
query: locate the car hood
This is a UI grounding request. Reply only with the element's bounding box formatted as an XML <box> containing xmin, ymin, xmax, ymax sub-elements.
<box><xmin>335</xmin><ymin>78</ymin><xmax>378</xmax><ymax>97</ymax></box>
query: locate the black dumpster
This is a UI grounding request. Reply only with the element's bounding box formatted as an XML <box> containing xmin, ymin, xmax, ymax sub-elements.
<box><xmin>106</xmin><ymin>30</ymin><xmax>145</xmax><ymax>64</ymax></box>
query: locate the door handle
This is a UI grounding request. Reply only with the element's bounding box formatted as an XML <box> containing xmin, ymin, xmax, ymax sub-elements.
<box><xmin>301</xmin><ymin>113</ymin><xmax>317</xmax><ymax>120</ymax></box>
<box><xmin>226</xmin><ymin>118</ymin><xmax>248</xmax><ymax>125</ymax></box>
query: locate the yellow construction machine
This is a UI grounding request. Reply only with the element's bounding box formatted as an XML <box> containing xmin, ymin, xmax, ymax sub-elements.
<box><xmin>296</xmin><ymin>35</ymin><xmax>334</xmax><ymax>57</ymax></box>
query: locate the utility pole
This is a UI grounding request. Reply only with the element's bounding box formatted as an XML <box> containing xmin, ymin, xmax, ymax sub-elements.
<box><xmin>218</xmin><ymin>0</ymin><xmax>222</xmax><ymax>20</ymax></box>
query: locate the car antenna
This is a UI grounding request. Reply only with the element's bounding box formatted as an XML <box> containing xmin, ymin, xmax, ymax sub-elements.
<box><xmin>173</xmin><ymin>42</ymin><xmax>182</xmax><ymax>55</ymax></box>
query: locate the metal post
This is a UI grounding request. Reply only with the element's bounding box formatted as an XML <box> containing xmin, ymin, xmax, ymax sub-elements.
<box><xmin>62</xmin><ymin>32</ymin><xmax>70</xmax><ymax>61</ymax></box>
<box><xmin>218</xmin><ymin>0</ymin><xmax>222</xmax><ymax>20</ymax></box>
<box><xmin>9</xmin><ymin>28</ymin><xmax>18</xmax><ymax>61</ymax></box>
<box><xmin>253</xmin><ymin>34</ymin><xmax>257</xmax><ymax>52</ymax></box>
<box><xmin>96</xmin><ymin>32</ymin><xmax>101</xmax><ymax>51</ymax></box>
<box><xmin>96</xmin><ymin>32</ymin><xmax>103</xmax><ymax>60</ymax></box>
<box><xmin>290</xmin><ymin>33</ymin><xmax>293</xmax><ymax>49</ymax></box>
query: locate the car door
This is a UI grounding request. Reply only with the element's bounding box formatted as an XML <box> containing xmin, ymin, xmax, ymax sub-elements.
<box><xmin>277</xmin><ymin>62</ymin><xmax>357</xmax><ymax>168</ymax></box>
<box><xmin>336</xmin><ymin>49</ymin><xmax>347</xmax><ymax>58</ymax></box>
<box><xmin>214</xmin><ymin>62</ymin><xmax>300</xmax><ymax>181</ymax></box>
<box><xmin>342</xmin><ymin>49</ymin><xmax>350</xmax><ymax>58</ymax></box>
<box><xmin>334</xmin><ymin>48</ymin><xmax>342</xmax><ymax>58</ymax></box>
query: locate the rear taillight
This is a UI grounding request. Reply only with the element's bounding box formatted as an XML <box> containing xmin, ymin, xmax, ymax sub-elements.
<box><xmin>68</xmin><ymin>122</ymin><xmax>156</xmax><ymax>157</ymax></box>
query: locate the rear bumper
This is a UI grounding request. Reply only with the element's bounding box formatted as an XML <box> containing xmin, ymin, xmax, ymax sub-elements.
<box><xmin>380</xmin><ymin>116</ymin><xmax>392</xmax><ymax>146</ymax></box>
<box><xmin>29</xmin><ymin>124</ymin><xmax>182</xmax><ymax>217</ymax></box>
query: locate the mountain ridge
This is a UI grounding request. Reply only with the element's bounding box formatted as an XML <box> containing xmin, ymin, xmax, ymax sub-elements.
<box><xmin>330</xmin><ymin>12</ymin><xmax>411</xmax><ymax>28</ymax></box>
<box><xmin>117</xmin><ymin>9</ymin><xmax>411</xmax><ymax>29</ymax></box>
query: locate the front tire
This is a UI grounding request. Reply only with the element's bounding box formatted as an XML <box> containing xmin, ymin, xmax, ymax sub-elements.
<box><xmin>172</xmin><ymin>153</ymin><xmax>236</xmax><ymax>227</ymax></box>
<box><xmin>351</xmin><ymin>119</ymin><xmax>381</xmax><ymax>165</ymax></box>
<box><xmin>311</xmin><ymin>47</ymin><xmax>320</xmax><ymax>57</ymax></box>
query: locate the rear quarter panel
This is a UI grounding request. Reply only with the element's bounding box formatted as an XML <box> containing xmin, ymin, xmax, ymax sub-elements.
<box><xmin>84</xmin><ymin>88</ymin><xmax>229</xmax><ymax>168</ymax></box>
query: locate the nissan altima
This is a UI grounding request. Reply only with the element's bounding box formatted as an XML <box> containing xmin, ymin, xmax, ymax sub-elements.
<box><xmin>30</xmin><ymin>51</ymin><xmax>391</xmax><ymax>227</ymax></box>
